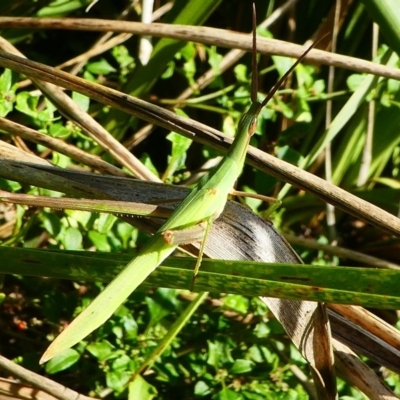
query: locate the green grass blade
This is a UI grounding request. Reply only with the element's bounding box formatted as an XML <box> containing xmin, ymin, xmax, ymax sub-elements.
<box><xmin>3</xmin><ymin>247</ymin><xmax>400</xmax><ymax>309</ymax></box>
<box><xmin>132</xmin><ymin>291</ymin><xmax>209</xmax><ymax>378</ymax></box>
<box><xmin>362</xmin><ymin>0</ymin><xmax>400</xmax><ymax>56</ymax></box>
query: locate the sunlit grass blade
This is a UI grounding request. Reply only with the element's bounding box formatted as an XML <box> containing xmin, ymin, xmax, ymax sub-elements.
<box><xmin>3</xmin><ymin>246</ymin><xmax>400</xmax><ymax>309</ymax></box>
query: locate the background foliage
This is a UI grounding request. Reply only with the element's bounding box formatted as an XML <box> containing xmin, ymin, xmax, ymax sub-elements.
<box><xmin>1</xmin><ymin>0</ymin><xmax>400</xmax><ymax>398</ymax></box>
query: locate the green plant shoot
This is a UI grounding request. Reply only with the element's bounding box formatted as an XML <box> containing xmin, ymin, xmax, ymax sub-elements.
<box><xmin>40</xmin><ymin>9</ymin><xmax>318</xmax><ymax>363</ymax></box>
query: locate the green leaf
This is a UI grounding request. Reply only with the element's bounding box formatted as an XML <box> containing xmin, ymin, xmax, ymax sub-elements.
<box><xmin>88</xmin><ymin>231</ymin><xmax>111</xmax><ymax>252</ymax></box>
<box><xmin>15</xmin><ymin>91</ymin><xmax>39</xmax><ymax>118</ymax></box>
<box><xmin>0</xmin><ymin>69</ymin><xmax>15</xmax><ymax>117</ymax></box>
<box><xmin>272</xmin><ymin>55</ymin><xmax>294</xmax><ymax>79</ymax></box>
<box><xmin>0</xmin><ymin>68</ymin><xmax>13</xmax><ymax>93</ymax></box>
<box><xmin>207</xmin><ymin>46</ymin><xmax>223</xmax><ymax>76</ymax></box>
<box><xmin>117</xmin><ymin>222</ymin><xmax>136</xmax><ymax>249</ymax></box>
<box><xmin>230</xmin><ymin>359</ymin><xmax>255</xmax><ymax>374</ymax></box>
<box><xmin>128</xmin><ymin>376</ymin><xmax>157</xmax><ymax>400</ymax></box>
<box><xmin>161</xmin><ymin>61</ymin><xmax>175</xmax><ymax>79</ymax></box>
<box><xmin>96</xmin><ymin>213</ymin><xmax>117</xmax><ymax>235</ymax></box>
<box><xmin>347</xmin><ymin>74</ymin><xmax>365</xmax><ymax>91</ymax></box>
<box><xmin>62</xmin><ymin>226</ymin><xmax>82</xmax><ymax>250</ymax></box>
<box><xmin>141</xmin><ymin>153</ymin><xmax>159</xmax><ymax>178</ymax></box>
<box><xmin>0</xmin><ymin>178</ymin><xmax>21</xmax><ymax>191</ymax></box>
<box><xmin>207</xmin><ymin>340</ymin><xmax>234</xmax><ymax>368</ymax></box>
<box><xmin>214</xmin><ymin>389</ymin><xmax>241</xmax><ymax>400</ymax></box>
<box><xmin>48</xmin><ymin>123</ymin><xmax>70</xmax><ymax>138</ymax></box>
<box><xmin>164</xmin><ymin>129</ymin><xmax>193</xmax><ymax>180</ymax></box>
<box><xmin>222</xmin><ymin>295</ymin><xmax>249</xmax><ymax>314</ymax></box>
<box><xmin>41</xmin><ymin>211</ymin><xmax>61</xmax><ymax>237</ymax></box>
<box><xmin>44</xmin><ymin>348</ymin><xmax>80</xmax><ymax>374</ymax></box>
<box><xmin>37</xmin><ymin>0</ymin><xmax>88</xmax><ymax>16</ymax></box>
<box><xmin>86</xmin><ymin>59</ymin><xmax>117</xmax><ymax>75</ymax></box>
<box><xmin>37</xmin><ymin>97</ymin><xmax>56</xmax><ymax>123</ymax></box>
<box><xmin>194</xmin><ymin>381</ymin><xmax>211</xmax><ymax>396</ymax></box>
<box><xmin>111</xmin><ymin>45</ymin><xmax>135</xmax><ymax>72</ymax></box>
<box><xmin>121</xmin><ymin>314</ymin><xmax>138</xmax><ymax>339</ymax></box>
<box><xmin>112</xmin><ymin>354</ymin><xmax>131</xmax><ymax>371</ymax></box>
<box><xmin>106</xmin><ymin>370</ymin><xmax>131</xmax><ymax>393</ymax></box>
<box><xmin>234</xmin><ymin>64</ymin><xmax>248</xmax><ymax>83</ymax></box>
<box><xmin>145</xmin><ymin>296</ymin><xmax>171</xmax><ymax>325</ymax></box>
<box><xmin>86</xmin><ymin>340</ymin><xmax>114</xmax><ymax>361</ymax></box>
<box><xmin>72</xmin><ymin>91</ymin><xmax>90</xmax><ymax>112</ymax></box>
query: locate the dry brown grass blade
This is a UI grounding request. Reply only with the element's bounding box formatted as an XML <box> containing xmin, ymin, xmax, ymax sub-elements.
<box><xmin>334</xmin><ymin>340</ymin><xmax>398</xmax><ymax>399</ymax></box>
<box><xmin>0</xmin><ymin>18</ymin><xmax>399</xmax><ymax>80</ymax></box>
<box><xmin>0</xmin><ymin>117</ymin><xmax>127</xmax><ymax>177</ymax></box>
<box><xmin>0</xmin><ymin>377</ymin><xmax>67</xmax><ymax>400</ymax></box>
<box><xmin>285</xmin><ymin>234</ymin><xmax>400</xmax><ymax>269</ymax></box>
<box><xmin>0</xmin><ymin>140</ymin><xmax>49</xmax><ymax>165</ymax></box>
<box><xmin>328</xmin><ymin>305</ymin><xmax>400</xmax><ymax>373</ymax></box>
<box><xmin>266</xmin><ymin>301</ymin><xmax>336</xmax><ymax>399</ymax></box>
<box><xmin>0</xmin><ymin>355</ymin><xmax>96</xmax><ymax>400</ymax></box>
<box><xmin>331</xmin><ymin>305</ymin><xmax>400</xmax><ymax>350</ymax></box>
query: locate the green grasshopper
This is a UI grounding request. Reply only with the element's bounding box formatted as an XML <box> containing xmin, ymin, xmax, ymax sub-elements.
<box><xmin>40</xmin><ymin>10</ymin><xmax>318</xmax><ymax>363</ymax></box>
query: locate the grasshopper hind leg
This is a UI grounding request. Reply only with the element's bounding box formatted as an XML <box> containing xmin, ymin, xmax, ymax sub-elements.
<box><xmin>160</xmin><ymin>221</ymin><xmax>211</xmax><ymax>290</ymax></box>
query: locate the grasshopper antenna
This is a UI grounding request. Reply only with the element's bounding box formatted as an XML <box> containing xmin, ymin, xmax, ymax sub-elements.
<box><xmin>257</xmin><ymin>34</ymin><xmax>327</xmax><ymax>114</ymax></box>
<box><xmin>251</xmin><ymin>3</ymin><xmax>258</xmax><ymax>104</ymax></box>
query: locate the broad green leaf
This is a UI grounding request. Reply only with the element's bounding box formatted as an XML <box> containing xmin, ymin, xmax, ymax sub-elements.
<box><xmin>89</xmin><ymin>231</ymin><xmax>111</xmax><ymax>252</ymax></box>
<box><xmin>37</xmin><ymin>0</ymin><xmax>89</xmax><ymax>17</ymax></box>
<box><xmin>106</xmin><ymin>370</ymin><xmax>131</xmax><ymax>393</ymax></box>
<box><xmin>48</xmin><ymin>123</ymin><xmax>71</xmax><ymax>138</ymax></box>
<box><xmin>214</xmin><ymin>388</ymin><xmax>240</xmax><ymax>400</ymax></box>
<box><xmin>72</xmin><ymin>91</ymin><xmax>90</xmax><ymax>112</ymax></box>
<box><xmin>230</xmin><ymin>359</ymin><xmax>255</xmax><ymax>374</ymax></box>
<box><xmin>222</xmin><ymin>294</ymin><xmax>249</xmax><ymax>314</ymax></box>
<box><xmin>15</xmin><ymin>91</ymin><xmax>39</xmax><ymax>118</ymax></box>
<box><xmin>194</xmin><ymin>381</ymin><xmax>211</xmax><ymax>396</ymax></box>
<box><xmin>128</xmin><ymin>376</ymin><xmax>157</xmax><ymax>400</ymax></box>
<box><xmin>0</xmin><ymin>69</ymin><xmax>15</xmax><ymax>117</ymax></box>
<box><xmin>86</xmin><ymin>340</ymin><xmax>114</xmax><ymax>361</ymax></box>
<box><xmin>61</xmin><ymin>226</ymin><xmax>82</xmax><ymax>250</ymax></box>
<box><xmin>164</xmin><ymin>128</ymin><xmax>193</xmax><ymax>180</ymax></box>
<box><xmin>146</xmin><ymin>296</ymin><xmax>171</xmax><ymax>325</ymax></box>
<box><xmin>86</xmin><ymin>59</ymin><xmax>117</xmax><ymax>76</ymax></box>
<box><xmin>44</xmin><ymin>349</ymin><xmax>80</xmax><ymax>374</ymax></box>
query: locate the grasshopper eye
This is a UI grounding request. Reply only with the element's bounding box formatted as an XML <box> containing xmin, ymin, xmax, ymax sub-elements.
<box><xmin>248</xmin><ymin>117</ymin><xmax>257</xmax><ymax>136</ymax></box>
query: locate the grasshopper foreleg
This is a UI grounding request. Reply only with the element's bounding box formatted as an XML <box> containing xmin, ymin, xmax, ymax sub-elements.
<box><xmin>162</xmin><ymin>222</ymin><xmax>207</xmax><ymax>246</ymax></box>
<box><xmin>230</xmin><ymin>189</ymin><xmax>282</xmax><ymax>217</ymax></box>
